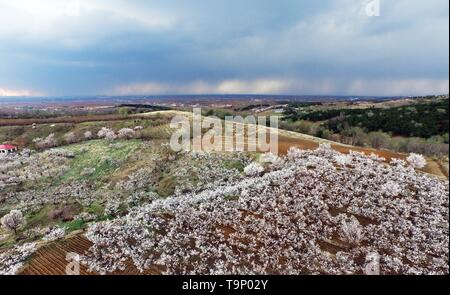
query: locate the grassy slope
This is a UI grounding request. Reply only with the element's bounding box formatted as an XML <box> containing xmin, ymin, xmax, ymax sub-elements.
<box><xmin>0</xmin><ymin>139</ymin><xmax>146</xmax><ymax>249</ymax></box>
<box><xmin>59</xmin><ymin>139</ymin><xmax>142</xmax><ymax>184</ymax></box>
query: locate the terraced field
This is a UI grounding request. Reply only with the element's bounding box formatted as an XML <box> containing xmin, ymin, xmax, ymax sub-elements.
<box><xmin>20</xmin><ymin>234</ymin><xmax>164</xmax><ymax>275</ymax></box>
<box><xmin>20</xmin><ymin>235</ymin><xmax>94</xmax><ymax>275</ymax></box>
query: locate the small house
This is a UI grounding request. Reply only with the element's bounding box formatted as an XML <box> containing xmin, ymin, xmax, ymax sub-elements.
<box><xmin>0</xmin><ymin>144</ymin><xmax>18</xmax><ymax>154</ymax></box>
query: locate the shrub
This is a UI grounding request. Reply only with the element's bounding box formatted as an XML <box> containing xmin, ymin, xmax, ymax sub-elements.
<box><xmin>34</xmin><ymin>133</ymin><xmax>58</xmax><ymax>149</ymax></box>
<box><xmin>84</xmin><ymin>131</ymin><xmax>93</xmax><ymax>140</ymax></box>
<box><xmin>64</xmin><ymin>132</ymin><xmax>77</xmax><ymax>144</ymax></box>
<box><xmin>97</xmin><ymin>127</ymin><xmax>117</xmax><ymax>141</ymax></box>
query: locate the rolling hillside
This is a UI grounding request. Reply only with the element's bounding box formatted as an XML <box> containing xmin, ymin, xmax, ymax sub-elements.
<box><xmin>0</xmin><ymin>111</ymin><xmax>448</xmax><ymax>275</ymax></box>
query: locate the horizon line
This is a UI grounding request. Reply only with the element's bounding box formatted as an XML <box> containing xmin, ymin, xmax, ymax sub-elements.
<box><xmin>1</xmin><ymin>93</ymin><xmax>449</xmax><ymax>99</ymax></box>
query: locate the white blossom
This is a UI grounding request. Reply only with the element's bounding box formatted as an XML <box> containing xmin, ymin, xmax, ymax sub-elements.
<box><xmin>334</xmin><ymin>154</ymin><xmax>352</xmax><ymax>166</ymax></box>
<box><xmin>0</xmin><ymin>243</ymin><xmax>37</xmax><ymax>275</ymax></box>
<box><xmin>34</xmin><ymin>133</ymin><xmax>57</xmax><ymax>149</ymax></box>
<box><xmin>42</xmin><ymin>227</ymin><xmax>65</xmax><ymax>242</ymax></box>
<box><xmin>243</xmin><ymin>162</ymin><xmax>264</xmax><ymax>176</ymax></box>
<box><xmin>84</xmin><ymin>131</ymin><xmax>93</xmax><ymax>139</ymax></box>
<box><xmin>118</xmin><ymin>128</ymin><xmax>135</xmax><ymax>139</ymax></box>
<box><xmin>74</xmin><ymin>212</ymin><xmax>97</xmax><ymax>222</ymax></box>
<box><xmin>381</xmin><ymin>181</ymin><xmax>403</xmax><ymax>197</ymax></box>
<box><xmin>105</xmin><ymin>198</ymin><xmax>122</xmax><ymax>217</ymax></box>
<box><xmin>1</xmin><ymin>210</ymin><xmax>24</xmax><ymax>234</ymax></box>
<box><xmin>407</xmin><ymin>153</ymin><xmax>427</xmax><ymax>169</ymax></box>
<box><xmin>81</xmin><ymin>147</ymin><xmax>448</xmax><ymax>275</ymax></box>
<box><xmin>260</xmin><ymin>153</ymin><xmax>280</xmax><ymax>164</ymax></box>
<box><xmin>97</xmin><ymin>127</ymin><xmax>117</xmax><ymax>140</ymax></box>
<box><xmin>339</xmin><ymin>215</ymin><xmax>363</xmax><ymax>245</ymax></box>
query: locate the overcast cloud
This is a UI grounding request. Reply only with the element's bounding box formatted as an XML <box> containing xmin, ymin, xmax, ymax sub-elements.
<box><xmin>0</xmin><ymin>0</ymin><xmax>448</xmax><ymax>96</ymax></box>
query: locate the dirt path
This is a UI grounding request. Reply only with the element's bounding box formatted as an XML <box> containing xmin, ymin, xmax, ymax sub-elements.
<box><xmin>128</xmin><ymin>110</ymin><xmax>449</xmax><ymax>179</ymax></box>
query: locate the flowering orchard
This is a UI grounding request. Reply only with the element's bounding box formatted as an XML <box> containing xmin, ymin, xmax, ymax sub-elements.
<box><xmin>0</xmin><ymin>139</ymin><xmax>448</xmax><ymax>275</ymax></box>
<box><xmin>82</xmin><ymin>144</ymin><xmax>449</xmax><ymax>275</ymax></box>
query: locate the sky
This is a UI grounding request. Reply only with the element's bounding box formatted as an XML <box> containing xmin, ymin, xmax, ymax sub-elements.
<box><xmin>0</xmin><ymin>0</ymin><xmax>448</xmax><ymax>97</ymax></box>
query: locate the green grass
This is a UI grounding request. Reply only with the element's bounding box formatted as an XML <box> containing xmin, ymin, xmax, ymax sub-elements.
<box><xmin>223</xmin><ymin>159</ymin><xmax>245</xmax><ymax>172</ymax></box>
<box><xmin>0</xmin><ymin>233</ymin><xmax>16</xmax><ymax>250</ymax></box>
<box><xmin>224</xmin><ymin>195</ymin><xmax>240</xmax><ymax>201</ymax></box>
<box><xmin>57</xmin><ymin>139</ymin><xmax>143</xmax><ymax>184</ymax></box>
<box><xmin>156</xmin><ymin>175</ymin><xmax>176</xmax><ymax>197</ymax></box>
<box><xmin>0</xmin><ymin>123</ymin><xmax>73</xmax><ymax>147</ymax></box>
<box><xmin>0</xmin><ymin>126</ymin><xmax>26</xmax><ymax>143</ymax></box>
<box><xmin>26</xmin><ymin>205</ymin><xmax>53</xmax><ymax>228</ymax></box>
<box><xmin>86</xmin><ymin>202</ymin><xmax>104</xmax><ymax>216</ymax></box>
<box><xmin>1</xmin><ymin>115</ymin><xmax>175</xmax><ymax>149</ymax></box>
<box><xmin>63</xmin><ymin>219</ymin><xmax>87</xmax><ymax>232</ymax></box>
<box><xmin>25</xmin><ymin>124</ymin><xmax>74</xmax><ymax>146</ymax></box>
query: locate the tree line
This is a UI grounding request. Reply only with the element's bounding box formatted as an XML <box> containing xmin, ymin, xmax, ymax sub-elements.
<box><xmin>284</xmin><ymin>99</ymin><xmax>449</xmax><ymax>139</ymax></box>
<box><xmin>281</xmin><ymin>99</ymin><xmax>449</xmax><ymax>157</ymax></box>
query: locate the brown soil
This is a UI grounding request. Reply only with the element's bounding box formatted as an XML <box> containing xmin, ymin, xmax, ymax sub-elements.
<box><xmin>277</xmin><ymin>135</ymin><xmax>447</xmax><ymax>178</ymax></box>
<box><xmin>277</xmin><ymin>135</ymin><xmax>319</xmax><ymax>154</ymax></box>
<box><xmin>19</xmin><ymin>235</ymin><xmax>162</xmax><ymax>275</ymax></box>
<box><xmin>0</xmin><ymin>114</ymin><xmax>166</xmax><ymax>127</ymax></box>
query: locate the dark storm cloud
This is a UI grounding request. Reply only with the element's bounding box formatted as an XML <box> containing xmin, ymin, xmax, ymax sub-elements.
<box><xmin>0</xmin><ymin>0</ymin><xmax>448</xmax><ymax>96</ymax></box>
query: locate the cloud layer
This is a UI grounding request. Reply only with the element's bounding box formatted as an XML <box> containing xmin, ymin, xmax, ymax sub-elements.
<box><xmin>0</xmin><ymin>87</ymin><xmax>41</xmax><ymax>97</ymax></box>
<box><xmin>0</xmin><ymin>0</ymin><xmax>448</xmax><ymax>96</ymax></box>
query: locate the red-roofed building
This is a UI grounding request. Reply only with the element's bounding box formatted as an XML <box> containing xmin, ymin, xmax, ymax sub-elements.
<box><xmin>0</xmin><ymin>144</ymin><xmax>18</xmax><ymax>154</ymax></box>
